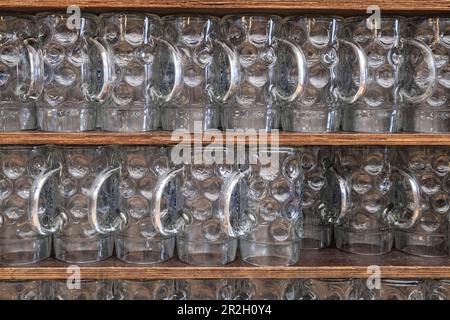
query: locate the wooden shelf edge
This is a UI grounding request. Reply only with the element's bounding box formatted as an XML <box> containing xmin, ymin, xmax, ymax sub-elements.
<box><xmin>2</xmin><ymin>132</ymin><xmax>450</xmax><ymax>146</ymax></box>
<box><xmin>1</xmin><ymin>0</ymin><xmax>450</xmax><ymax>14</ymax></box>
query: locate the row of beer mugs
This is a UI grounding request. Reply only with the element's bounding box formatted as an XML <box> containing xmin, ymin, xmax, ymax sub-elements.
<box><xmin>3</xmin><ymin>278</ymin><xmax>450</xmax><ymax>300</ymax></box>
<box><xmin>0</xmin><ymin>12</ymin><xmax>448</xmax><ymax>133</ymax></box>
<box><xmin>0</xmin><ymin>144</ymin><xmax>449</xmax><ymax>266</ymax></box>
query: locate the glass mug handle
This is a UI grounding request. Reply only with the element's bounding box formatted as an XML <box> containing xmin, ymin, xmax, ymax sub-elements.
<box><xmin>386</xmin><ymin>166</ymin><xmax>421</xmax><ymax>229</ymax></box>
<box><xmin>273</xmin><ymin>39</ymin><xmax>307</xmax><ymax>103</ymax></box>
<box><xmin>329</xmin><ymin>166</ymin><xmax>350</xmax><ymax>223</ymax></box>
<box><xmin>219</xmin><ymin>169</ymin><xmax>250</xmax><ymax>238</ymax></box>
<box><xmin>29</xmin><ymin>165</ymin><xmax>64</xmax><ymax>235</ymax></box>
<box><xmin>151</xmin><ymin>167</ymin><xmax>183</xmax><ymax>236</ymax></box>
<box><xmin>86</xmin><ymin>37</ymin><xmax>113</xmax><ymax>102</ymax></box>
<box><xmin>89</xmin><ymin>166</ymin><xmax>124</xmax><ymax>234</ymax></box>
<box><xmin>208</xmin><ymin>39</ymin><xmax>239</xmax><ymax>103</ymax></box>
<box><xmin>23</xmin><ymin>38</ymin><xmax>44</xmax><ymax>100</ymax></box>
<box><xmin>399</xmin><ymin>39</ymin><xmax>436</xmax><ymax>104</ymax></box>
<box><xmin>150</xmin><ymin>38</ymin><xmax>184</xmax><ymax>103</ymax></box>
<box><xmin>335</xmin><ymin>39</ymin><xmax>368</xmax><ymax>104</ymax></box>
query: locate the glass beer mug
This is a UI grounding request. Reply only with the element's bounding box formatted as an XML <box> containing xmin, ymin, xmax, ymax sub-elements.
<box><xmin>115</xmin><ymin>146</ymin><xmax>176</xmax><ymax>264</ymax></box>
<box><xmin>114</xmin><ymin>280</ymin><xmax>175</xmax><ymax>300</ymax></box>
<box><xmin>221</xmin><ymin>147</ymin><xmax>304</xmax><ymax>266</ymax></box>
<box><xmin>220</xmin><ymin>15</ymin><xmax>306</xmax><ymax>130</ymax></box>
<box><xmin>153</xmin><ymin>146</ymin><xmax>238</xmax><ymax>266</ymax></box>
<box><xmin>362</xmin><ymin>279</ymin><xmax>425</xmax><ymax>300</ymax></box>
<box><xmin>0</xmin><ymin>15</ymin><xmax>43</xmax><ymax>131</ymax></box>
<box><xmin>281</xmin><ymin>16</ymin><xmax>368</xmax><ymax>132</ymax></box>
<box><xmin>0</xmin><ymin>146</ymin><xmax>61</xmax><ymax>264</ymax></box>
<box><xmin>159</xmin><ymin>15</ymin><xmax>238</xmax><ymax>131</ymax></box>
<box><xmin>404</xmin><ymin>17</ymin><xmax>449</xmax><ymax>132</ymax></box>
<box><xmin>175</xmin><ymin>279</ymin><xmax>238</xmax><ymax>300</ymax></box>
<box><xmin>341</xmin><ymin>16</ymin><xmax>435</xmax><ymax>132</ymax></box>
<box><xmin>332</xmin><ymin>147</ymin><xmax>421</xmax><ymax>255</ymax></box>
<box><xmin>299</xmin><ymin>279</ymin><xmax>361</xmax><ymax>300</ymax></box>
<box><xmin>37</xmin><ymin>13</ymin><xmax>112</xmax><ymax>131</ymax></box>
<box><xmin>51</xmin><ymin>280</ymin><xmax>114</xmax><ymax>300</ymax></box>
<box><xmin>34</xmin><ymin>146</ymin><xmax>122</xmax><ymax>263</ymax></box>
<box><xmin>97</xmin><ymin>13</ymin><xmax>182</xmax><ymax>132</ymax></box>
<box><xmin>238</xmin><ymin>279</ymin><xmax>300</xmax><ymax>300</ymax></box>
<box><xmin>395</xmin><ymin>147</ymin><xmax>450</xmax><ymax>256</ymax></box>
<box><xmin>0</xmin><ymin>281</ymin><xmax>49</xmax><ymax>300</ymax></box>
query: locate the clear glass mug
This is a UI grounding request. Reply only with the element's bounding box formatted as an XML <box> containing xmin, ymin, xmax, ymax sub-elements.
<box><xmin>221</xmin><ymin>147</ymin><xmax>304</xmax><ymax>266</ymax></box>
<box><xmin>153</xmin><ymin>147</ymin><xmax>238</xmax><ymax>266</ymax></box>
<box><xmin>332</xmin><ymin>146</ymin><xmax>421</xmax><ymax>255</ymax></box>
<box><xmin>404</xmin><ymin>17</ymin><xmax>450</xmax><ymax>132</ymax></box>
<box><xmin>115</xmin><ymin>146</ymin><xmax>176</xmax><ymax>264</ymax></box>
<box><xmin>35</xmin><ymin>146</ymin><xmax>122</xmax><ymax>263</ymax></box>
<box><xmin>97</xmin><ymin>13</ymin><xmax>182</xmax><ymax>132</ymax></box>
<box><xmin>281</xmin><ymin>16</ymin><xmax>368</xmax><ymax>132</ymax></box>
<box><xmin>0</xmin><ymin>146</ymin><xmax>61</xmax><ymax>265</ymax></box>
<box><xmin>395</xmin><ymin>147</ymin><xmax>450</xmax><ymax>257</ymax></box>
<box><xmin>37</xmin><ymin>13</ymin><xmax>112</xmax><ymax>132</ymax></box>
<box><xmin>114</xmin><ymin>280</ymin><xmax>175</xmax><ymax>300</ymax></box>
<box><xmin>298</xmin><ymin>146</ymin><xmax>335</xmax><ymax>249</ymax></box>
<box><xmin>51</xmin><ymin>280</ymin><xmax>114</xmax><ymax>300</ymax></box>
<box><xmin>0</xmin><ymin>281</ymin><xmax>49</xmax><ymax>300</ymax></box>
<box><xmin>159</xmin><ymin>15</ymin><xmax>238</xmax><ymax>131</ymax></box>
<box><xmin>341</xmin><ymin>16</ymin><xmax>436</xmax><ymax>132</ymax></box>
<box><xmin>362</xmin><ymin>279</ymin><xmax>425</xmax><ymax>300</ymax></box>
<box><xmin>175</xmin><ymin>279</ymin><xmax>238</xmax><ymax>300</ymax></box>
<box><xmin>0</xmin><ymin>15</ymin><xmax>44</xmax><ymax>131</ymax></box>
<box><xmin>220</xmin><ymin>15</ymin><xmax>307</xmax><ymax>131</ymax></box>
<box><xmin>238</xmin><ymin>279</ymin><xmax>300</xmax><ymax>300</ymax></box>
<box><xmin>299</xmin><ymin>279</ymin><xmax>361</xmax><ymax>300</ymax></box>
<box><xmin>428</xmin><ymin>280</ymin><xmax>450</xmax><ymax>299</ymax></box>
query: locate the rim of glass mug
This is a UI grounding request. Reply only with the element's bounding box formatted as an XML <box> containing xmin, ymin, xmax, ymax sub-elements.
<box><xmin>36</xmin><ymin>11</ymin><xmax>98</xmax><ymax>24</ymax></box>
<box><xmin>98</xmin><ymin>12</ymin><xmax>160</xmax><ymax>21</ymax></box>
<box><xmin>162</xmin><ymin>14</ymin><xmax>221</xmax><ymax>23</ymax></box>
<box><xmin>283</xmin><ymin>15</ymin><xmax>345</xmax><ymax>23</ymax></box>
<box><xmin>344</xmin><ymin>15</ymin><xmax>407</xmax><ymax>24</ymax></box>
<box><xmin>222</xmin><ymin>14</ymin><xmax>283</xmax><ymax>23</ymax></box>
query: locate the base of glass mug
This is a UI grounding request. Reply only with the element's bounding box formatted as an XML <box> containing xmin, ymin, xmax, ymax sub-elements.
<box><xmin>0</xmin><ymin>105</ymin><xmax>36</xmax><ymax>131</ymax></box>
<box><xmin>395</xmin><ymin>230</ymin><xmax>448</xmax><ymax>257</ymax></box>
<box><xmin>221</xmin><ymin>106</ymin><xmax>280</xmax><ymax>131</ymax></box>
<box><xmin>0</xmin><ymin>236</ymin><xmax>51</xmax><ymax>265</ymax></box>
<box><xmin>300</xmin><ymin>225</ymin><xmax>332</xmax><ymax>249</ymax></box>
<box><xmin>53</xmin><ymin>235</ymin><xmax>114</xmax><ymax>263</ymax></box>
<box><xmin>403</xmin><ymin>108</ymin><xmax>450</xmax><ymax>133</ymax></box>
<box><xmin>115</xmin><ymin>235</ymin><xmax>175</xmax><ymax>264</ymax></box>
<box><xmin>177</xmin><ymin>237</ymin><xmax>237</xmax><ymax>266</ymax></box>
<box><xmin>37</xmin><ymin>106</ymin><xmax>96</xmax><ymax>132</ymax></box>
<box><xmin>342</xmin><ymin>106</ymin><xmax>400</xmax><ymax>133</ymax></box>
<box><xmin>334</xmin><ymin>226</ymin><xmax>393</xmax><ymax>255</ymax></box>
<box><xmin>161</xmin><ymin>106</ymin><xmax>218</xmax><ymax>131</ymax></box>
<box><xmin>99</xmin><ymin>107</ymin><xmax>159</xmax><ymax>132</ymax></box>
<box><xmin>282</xmin><ymin>107</ymin><xmax>340</xmax><ymax>132</ymax></box>
<box><xmin>239</xmin><ymin>238</ymin><xmax>300</xmax><ymax>266</ymax></box>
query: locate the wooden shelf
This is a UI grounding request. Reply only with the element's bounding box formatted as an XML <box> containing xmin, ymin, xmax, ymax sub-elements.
<box><xmin>1</xmin><ymin>0</ymin><xmax>450</xmax><ymax>14</ymax></box>
<box><xmin>2</xmin><ymin>132</ymin><xmax>450</xmax><ymax>146</ymax></box>
<box><xmin>2</xmin><ymin>250</ymin><xmax>450</xmax><ymax>280</ymax></box>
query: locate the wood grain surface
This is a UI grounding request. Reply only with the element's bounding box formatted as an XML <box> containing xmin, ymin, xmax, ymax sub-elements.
<box><xmin>1</xmin><ymin>250</ymin><xmax>449</xmax><ymax>280</ymax></box>
<box><xmin>1</xmin><ymin>0</ymin><xmax>449</xmax><ymax>14</ymax></box>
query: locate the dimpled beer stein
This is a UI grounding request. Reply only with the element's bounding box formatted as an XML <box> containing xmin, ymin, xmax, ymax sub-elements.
<box><xmin>159</xmin><ymin>15</ymin><xmax>238</xmax><ymax>131</ymax></box>
<box><xmin>238</xmin><ymin>279</ymin><xmax>300</xmax><ymax>300</ymax></box>
<box><xmin>333</xmin><ymin>147</ymin><xmax>421</xmax><ymax>255</ymax></box>
<box><xmin>428</xmin><ymin>280</ymin><xmax>450</xmax><ymax>299</ymax></box>
<box><xmin>221</xmin><ymin>15</ymin><xmax>306</xmax><ymax>131</ymax></box>
<box><xmin>46</xmin><ymin>146</ymin><xmax>122</xmax><ymax>263</ymax></box>
<box><xmin>37</xmin><ymin>13</ymin><xmax>112</xmax><ymax>131</ymax></box>
<box><xmin>281</xmin><ymin>16</ymin><xmax>367</xmax><ymax>132</ymax></box>
<box><xmin>175</xmin><ymin>279</ymin><xmax>238</xmax><ymax>300</ymax></box>
<box><xmin>115</xmin><ymin>146</ymin><xmax>176</xmax><ymax>264</ymax></box>
<box><xmin>299</xmin><ymin>279</ymin><xmax>361</xmax><ymax>300</ymax></box>
<box><xmin>395</xmin><ymin>147</ymin><xmax>450</xmax><ymax>257</ymax></box>
<box><xmin>341</xmin><ymin>16</ymin><xmax>435</xmax><ymax>132</ymax></box>
<box><xmin>404</xmin><ymin>17</ymin><xmax>450</xmax><ymax>132</ymax></box>
<box><xmin>362</xmin><ymin>279</ymin><xmax>425</xmax><ymax>300</ymax></box>
<box><xmin>114</xmin><ymin>280</ymin><xmax>175</xmax><ymax>300</ymax></box>
<box><xmin>51</xmin><ymin>280</ymin><xmax>114</xmax><ymax>300</ymax></box>
<box><xmin>0</xmin><ymin>15</ymin><xmax>43</xmax><ymax>131</ymax></box>
<box><xmin>0</xmin><ymin>281</ymin><xmax>49</xmax><ymax>300</ymax></box>
<box><xmin>222</xmin><ymin>147</ymin><xmax>304</xmax><ymax>266</ymax></box>
<box><xmin>98</xmin><ymin>13</ymin><xmax>182</xmax><ymax>132</ymax></box>
<box><xmin>153</xmin><ymin>146</ymin><xmax>238</xmax><ymax>266</ymax></box>
<box><xmin>0</xmin><ymin>146</ymin><xmax>61</xmax><ymax>265</ymax></box>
